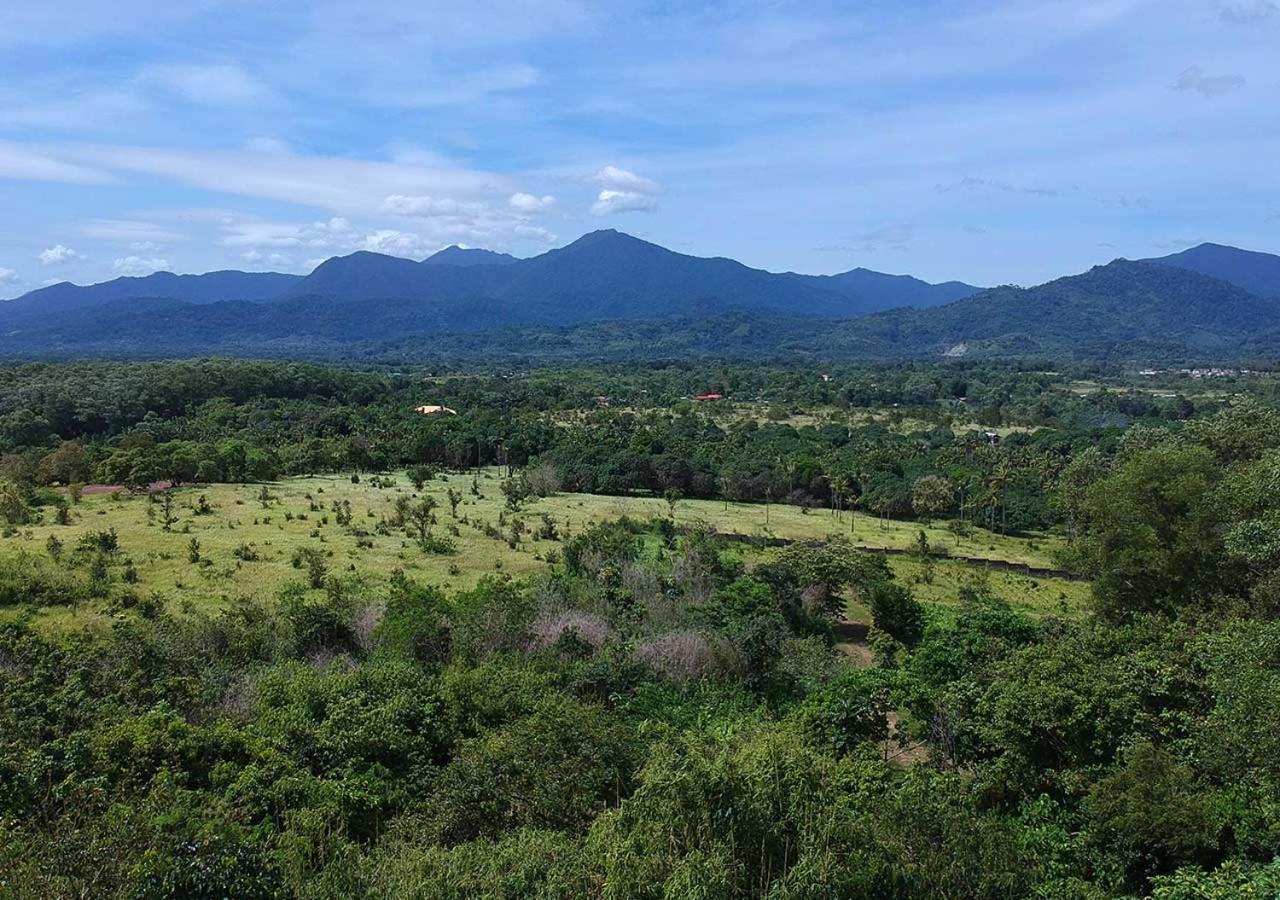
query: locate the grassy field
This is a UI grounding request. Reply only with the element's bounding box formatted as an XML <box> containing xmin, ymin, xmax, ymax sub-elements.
<box><xmin>556</xmin><ymin>489</ymin><xmax>1068</xmax><ymax>569</ymax></box>
<box><xmin>2</xmin><ymin>468</ymin><xmax>1085</xmax><ymax>631</ymax></box>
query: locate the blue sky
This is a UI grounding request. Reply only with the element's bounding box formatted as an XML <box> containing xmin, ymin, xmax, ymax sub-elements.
<box><xmin>1</xmin><ymin>0</ymin><xmax>1277</xmax><ymax>297</ymax></box>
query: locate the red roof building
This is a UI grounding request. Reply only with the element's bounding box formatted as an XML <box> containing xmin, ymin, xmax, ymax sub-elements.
<box><xmin>695</xmin><ymin>393</ymin><xmax>723</xmax><ymax>401</ymax></box>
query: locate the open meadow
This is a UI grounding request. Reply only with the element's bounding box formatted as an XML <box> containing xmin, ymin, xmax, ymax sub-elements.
<box><xmin>1</xmin><ymin>467</ymin><xmax>1088</xmax><ymax>632</ymax></box>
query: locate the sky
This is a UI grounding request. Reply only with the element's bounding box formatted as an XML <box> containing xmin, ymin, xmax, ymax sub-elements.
<box><xmin>1</xmin><ymin>0</ymin><xmax>1277</xmax><ymax>298</ymax></box>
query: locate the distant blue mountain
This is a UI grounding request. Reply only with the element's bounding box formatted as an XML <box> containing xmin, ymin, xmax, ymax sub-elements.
<box><xmin>1</xmin><ymin>230</ymin><xmax>981</xmax><ymax>334</ymax></box>
<box><xmin>1</xmin><ymin>270</ymin><xmax>301</xmax><ymax>325</ymax></box>
<box><xmin>786</xmin><ymin>267</ymin><xmax>979</xmax><ymax>311</ymax></box>
<box><xmin>6</xmin><ymin>230</ymin><xmax>1276</xmax><ymax>363</ymax></box>
<box><xmin>285</xmin><ymin>229</ymin><xmax>981</xmax><ymax>322</ymax></box>
<box><xmin>1144</xmin><ymin>242</ymin><xmax>1280</xmax><ymax>299</ymax></box>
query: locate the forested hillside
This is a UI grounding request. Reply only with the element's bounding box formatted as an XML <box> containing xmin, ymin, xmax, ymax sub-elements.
<box><xmin>1</xmin><ymin>360</ymin><xmax>1279</xmax><ymax>897</ymax></box>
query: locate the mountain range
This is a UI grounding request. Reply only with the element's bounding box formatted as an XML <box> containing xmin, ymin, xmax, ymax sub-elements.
<box><xmin>1</xmin><ymin>231</ymin><xmax>1278</xmax><ymax>363</ymax></box>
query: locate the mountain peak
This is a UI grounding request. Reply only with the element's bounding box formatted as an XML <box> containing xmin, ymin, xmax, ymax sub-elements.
<box><xmin>563</xmin><ymin>228</ymin><xmax>645</xmax><ymax>248</ymax></box>
<box><xmin>423</xmin><ymin>245</ymin><xmax>519</xmax><ymax>267</ymax></box>
<box><xmin>1144</xmin><ymin>242</ymin><xmax>1280</xmax><ymax>299</ymax></box>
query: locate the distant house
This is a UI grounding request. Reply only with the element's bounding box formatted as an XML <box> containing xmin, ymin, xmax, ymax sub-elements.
<box><xmin>415</xmin><ymin>405</ymin><xmax>458</xmax><ymax>416</ymax></box>
<box><xmin>695</xmin><ymin>393</ymin><xmax>723</xmax><ymax>401</ymax></box>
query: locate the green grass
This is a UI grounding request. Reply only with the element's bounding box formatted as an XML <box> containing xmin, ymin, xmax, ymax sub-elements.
<box><xmin>1</xmin><ymin>468</ymin><xmax>1082</xmax><ymax>631</ymax></box>
<box><xmin>885</xmin><ymin>555</ymin><xmax>1088</xmax><ymax>617</ymax></box>
<box><xmin>544</xmin><ymin>492</ymin><xmax>1066</xmax><ymax>569</ymax></box>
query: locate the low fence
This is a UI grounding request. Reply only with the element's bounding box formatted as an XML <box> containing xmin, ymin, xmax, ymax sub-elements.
<box><xmin>709</xmin><ymin>531</ymin><xmax>1086</xmax><ymax>582</ymax></box>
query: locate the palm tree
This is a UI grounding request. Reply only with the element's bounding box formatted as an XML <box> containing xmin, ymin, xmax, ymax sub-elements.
<box><xmin>986</xmin><ymin>462</ymin><xmax>1011</xmax><ymax>534</ymax></box>
<box><xmin>829</xmin><ymin>474</ymin><xmax>850</xmax><ymax>522</ymax></box>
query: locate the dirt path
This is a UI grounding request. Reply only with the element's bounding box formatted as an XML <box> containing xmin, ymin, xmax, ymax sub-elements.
<box><xmin>833</xmin><ymin>616</ymin><xmax>929</xmax><ymax>767</ymax></box>
<box><xmin>833</xmin><ymin>619</ymin><xmax>875</xmax><ymax>668</ymax></box>
<box><xmin>57</xmin><ymin>481</ymin><xmax>173</xmax><ymax>496</ymax></box>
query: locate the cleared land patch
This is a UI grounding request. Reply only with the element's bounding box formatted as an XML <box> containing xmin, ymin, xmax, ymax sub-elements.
<box><xmin>2</xmin><ymin>468</ymin><xmax>1086</xmax><ymax>631</ymax></box>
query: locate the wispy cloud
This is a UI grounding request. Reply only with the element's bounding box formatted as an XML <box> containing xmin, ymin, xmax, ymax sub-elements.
<box><xmin>387</xmin><ymin>64</ymin><xmax>541</xmax><ymax>107</ymax></box>
<box><xmin>1171</xmin><ymin>65</ymin><xmax>1245</xmax><ymax>97</ymax></box>
<box><xmin>139</xmin><ymin>63</ymin><xmax>268</xmax><ymax>106</ymax></box>
<box><xmin>1213</xmin><ymin>0</ymin><xmax>1278</xmax><ymax>24</ymax></box>
<box><xmin>935</xmin><ymin>176</ymin><xmax>1065</xmax><ymax>198</ymax></box>
<box><xmin>81</xmin><ymin>219</ymin><xmax>183</xmax><ymax>245</ymax></box>
<box><xmin>113</xmin><ymin>255</ymin><xmax>169</xmax><ymax>276</ymax></box>
<box><xmin>52</xmin><ymin>143</ymin><xmax>508</xmax><ymax>217</ymax></box>
<box><xmin>0</xmin><ymin>140</ymin><xmax>112</xmax><ymax>184</ymax></box>
<box><xmin>818</xmin><ymin>224</ymin><xmax>916</xmax><ymax>254</ymax></box>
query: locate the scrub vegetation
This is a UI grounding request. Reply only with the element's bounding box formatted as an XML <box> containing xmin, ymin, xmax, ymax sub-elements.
<box><xmin>1</xmin><ymin>359</ymin><xmax>1278</xmax><ymax>897</ymax></box>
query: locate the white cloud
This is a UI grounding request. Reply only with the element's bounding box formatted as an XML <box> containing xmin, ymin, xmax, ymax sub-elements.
<box><xmin>381</xmin><ymin>194</ymin><xmax>557</xmax><ymax>245</ymax></box>
<box><xmin>590</xmin><ymin>166</ymin><xmax>660</xmax><ymax>215</ymax></box>
<box><xmin>508</xmin><ymin>192</ymin><xmax>555</xmax><ymax>213</ymax></box>
<box><xmin>219</xmin><ymin>215</ymin><xmax>454</xmax><ymax>262</ymax></box>
<box><xmin>113</xmin><ymin>256</ymin><xmax>170</xmax><ymax>276</ymax></box>
<box><xmin>54</xmin><ymin>143</ymin><xmax>506</xmax><ymax>218</ymax></box>
<box><xmin>1171</xmin><ymin>65</ymin><xmax>1245</xmax><ymax>97</ymax></box>
<box><xmin>141</xmin><ymin>63</ymin><xmax>267</xmax><ymax>105</ymax></box>
<box><xmin>38</xmin><ymin>244</ymin><xmax>83</xmax><ymax>265</ymax></box>
<box><xmin>0</xmin><ymin>267</ymin><xmax>19</xmax><ymax>286</ymax></box>
<box><xmin>591</xmin><ymin>189</ymin><xmax>657</xmax><ymax>215</ymax></box>
<box><xmin>314</xmin><ymin>216</ymin><xmax>353</xmax><ymax>233</ymax></box>
<box><xmin>592</xmin><ymin>165</ymin><xmax>659</xmax><ymax>195</ymax></box>
<box><xmin>356</xmin><ymin>230</ymin><xmax>440</xmax><ymax>258</ymax></box>
<box><xmin>242</xmin><ymin>249</ymin><xmax>293</xmax><ymax>267</ymax></box>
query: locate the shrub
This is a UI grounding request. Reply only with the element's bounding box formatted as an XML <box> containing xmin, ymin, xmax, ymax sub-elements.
<box><xmin>528</xmin><ymin>611</ymin><xmax>614</xmax><ymax>653</ymax></box>
<box><xmin>868</xmin><ymin>581</ymin><xmax>926</xmax><ymax>647</ymax></box>
<box><xmin>0</xmin><ymin>553</ymin><xmax>90</xmax><ymax>607</ymax></box>
<box><xmin>635</xmin><ymin>630</ymin><xmax>726</xmax><ymax>682</ymax></box>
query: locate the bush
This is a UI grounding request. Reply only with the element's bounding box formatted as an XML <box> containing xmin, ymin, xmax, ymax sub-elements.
<box><xmin>291</xmin><ymin>546</ymin><xmax>329</xmax><ymax>588</ymax></box>
<box><xmin>0</xmin><ymin>553</ymin><xmax>90</xmax><ymax>607</ymax></box>
<box><xmin>422</xmin><ymin>695</ymin><xmax>636</xmax><ymax>842</ymax></box>
<box><xmin>868</xmin><ymin>581</ymin><xmax>925</xmax><ymax>647</ymax></box>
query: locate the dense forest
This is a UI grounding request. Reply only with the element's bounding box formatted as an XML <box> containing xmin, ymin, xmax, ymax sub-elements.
<box><xmin>2</xmin><ymin>359</ymin><xmax>1280</xmax><ymax>897</ymax></box>
<box><xmin>0</xmin><ymin>358</ymin><xmax>1221</xmax><ymax>533</ymax></box>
